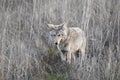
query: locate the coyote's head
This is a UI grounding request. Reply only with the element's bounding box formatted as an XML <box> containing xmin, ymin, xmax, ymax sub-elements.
<box><xmin>48</xmin><ymin>23</ymin><xmax>68</xmax><ymax>45</ymax></box>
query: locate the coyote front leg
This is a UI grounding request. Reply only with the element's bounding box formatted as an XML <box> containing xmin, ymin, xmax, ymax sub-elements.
<box><xmin>67</xmin><ymin>51</ymin><xmax>72</xmax><ymax>64</ymax></box>
<box><xmin>57</xmin><ymin>45</ymin><xmax>66</xmax><ymax>61</ymax></box>
<box><xmin>60</xmin><ymin>52</ymin><xmax>66</xmax><ymax>61</ymax></box>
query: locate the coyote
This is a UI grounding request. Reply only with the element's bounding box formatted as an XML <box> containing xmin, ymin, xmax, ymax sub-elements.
<box><xmin>48</xmin><ymin>23</ymin><xmax>86</xmax><ymax>64</ymax></box>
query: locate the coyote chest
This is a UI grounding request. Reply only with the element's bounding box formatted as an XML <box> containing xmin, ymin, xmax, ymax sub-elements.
<box><xmin>59</xmin><ymin>42</ymin><xmax>68</xmax><ymax>52</ymax></box>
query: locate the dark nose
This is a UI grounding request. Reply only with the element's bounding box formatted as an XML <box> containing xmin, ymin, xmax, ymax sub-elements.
<box><xmin>55</xmin><ymin>42</ymin><xmax>58</xmax><ymax>45</ymax></box>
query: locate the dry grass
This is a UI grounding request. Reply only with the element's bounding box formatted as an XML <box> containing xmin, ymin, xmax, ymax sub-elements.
<box><xmin>0</xmin><ymin>0</ymin><xmax>120</xmax><ymax>80</ymax></box>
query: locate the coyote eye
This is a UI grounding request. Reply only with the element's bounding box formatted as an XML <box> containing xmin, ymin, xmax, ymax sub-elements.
<box><xmin>58</xmin><ymin>34</ymin><xmax>61</xmax><ymax>36</ymax></box>
<box><xmin>51</xmin><ymin>34</ymin><xmax>56</xmax><ymax>36</ymax></box>
<box><xmin>53</xmin><ymin>34</ymin><xmax>56</xmax><ymax>36</ymax></box>
<box><xmin>61</xmin><ymin>33</ymin><xmax>64</xmax><ymax>36</ymax></box>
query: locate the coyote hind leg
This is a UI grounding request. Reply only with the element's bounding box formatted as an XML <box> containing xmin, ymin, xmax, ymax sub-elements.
<box><xmin>81</xmin><ymin>49</ymin><xmax>85</xmax><ymax>66</ymax></box>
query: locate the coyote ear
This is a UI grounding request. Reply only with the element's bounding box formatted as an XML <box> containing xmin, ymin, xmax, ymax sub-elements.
<box><xmin>47</xmin><ymin>24</ymin><xmax>55</xmax><ymax>29</ymax></box>
<box><xmin>59</xmin><ymin>22</ymin><xmax>67</xmax><ymax>29</ymax></box>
